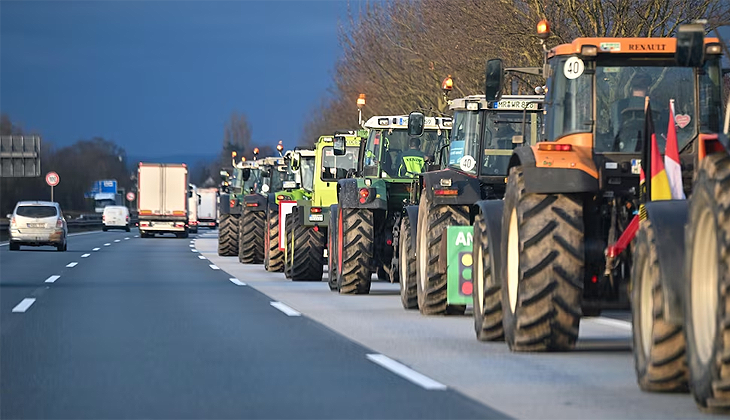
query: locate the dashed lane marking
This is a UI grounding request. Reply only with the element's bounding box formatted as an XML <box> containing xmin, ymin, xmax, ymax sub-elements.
<box><xmin>12</xmin><ymin>298</ymin><xmax>36</xmax><ymax>313</ymax></box>
<box><xmin>270</xmin><ymin>301</ymin><xmax>301</xmax><ymax>316</ymax></box>
<box><xmin>81</xmin><ymin>254</ymin><xmax>90</xmax><ymax>258</ymax></box>
<box><xmin>44</xmin><ymin>275</ymin><xmax>61</xmax><ymax>283</ymax></box>
<box><xmin>198</xmin><ymin>255</ymin><xmax>206</xmax><ymax>260</ymax></box>
<box><xmin>93</xmin><ymin>248</ymin><xmax>101</xmax><ymax>251</ymax></box>
<box><xmin>104</xmin><ymin>243</ymin><xmax>111</xmax><ymax>247</ymax></box>
<box><xmin>366</xmin><ymin>354</ymin><xmax>447</xmax><ymax>391</ymax></box>
<box><xmin>66</xmin><ymin>262</ymin><xmax>78</xmax><ymax>268</ymax></box>
<box><xmin>114</xmin><ymin>239</ymin><xmax>120</xmax><ymax>243</ymax></box>
<box><xmin>229</xmin><ymin>278</ymin><xmax>246</xmax><ymax>286</ymax></box>
<box><xmin>209</xmin><ymin>264</ymin><xmax>220</xmax><ymax>270</ymax></box>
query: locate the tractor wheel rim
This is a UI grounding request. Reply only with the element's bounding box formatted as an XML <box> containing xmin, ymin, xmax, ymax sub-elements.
<box><xmin>475</xmin><ymin>237</ymin><xmax>485</xmax><ymax>316</ymax></box>
<box><xmin>639</xmin><ymin>253</ymin><xmax>654</xmax><ymax>359</ymax></box>
<box><xmin>691</xmin><ymin>206</ymin><xmax>719</xmax><ymax>365</ymax></box>
<box><xmin>507</xmin><ymin>209</ymin><xmax>519</xmax><ymax>313</ymax></box>
<box><xmin>400</xmin><ymin>227</ymin><xmax>408</xmax><ymax>293</ymax></box>
<box><xmin>418</xmin><ymin>216</ymin><xmax>428</xmax><ymax>291</ymax></box>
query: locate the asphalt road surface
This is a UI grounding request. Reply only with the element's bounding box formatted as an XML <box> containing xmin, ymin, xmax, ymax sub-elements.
<box><xmin>0</xmin><ymin>230</ymin><xmax>502</xmax><ymax>419</ymax></box>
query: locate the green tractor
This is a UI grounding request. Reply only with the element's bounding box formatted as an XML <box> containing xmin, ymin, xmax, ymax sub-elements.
<box><xmin>330</xmin><ymin>115</ymin><xmax>452</xmax><ymax>294</ymax></box>
<box><xmin>218</xmin><ymin>156</ymin><xmax>261</xmax><ymax>257</ymax></box>
<box><xmin>284</xmin><ymin>133</ymin><xmax>363</xmax><ymax>281</ymax></box>
<box><xmin>264</xmin><ymin>149</ymin><xmax>316</xmax><ymax>272</ymax></box>
<box><xmin>399</xmin><ymin>95</ymin><xmax>543</xmax><ymax>328</ymax></box>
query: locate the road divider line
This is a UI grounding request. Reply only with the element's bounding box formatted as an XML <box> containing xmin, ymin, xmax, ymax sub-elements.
<box><xmin>229</xmin><ymin>278</ymin><xmax>246</xmax><ymax>286</ymax></box>
<box><xmin>209</xmin><ymin>264</ymin><xmax>220</xmax><ymax>270</ymax></box>
<box><xmin>92</xmin><ymin>248</ymin><xmax>100</xmax><ymax>251</ymax></box>
<box><xmin>198</xmin><ymin>255</ymin><xmax>206</xmax><ymax>260</ymax></box>
<box><xmin>66</xmin><ymin>262</ymin><xmax>78</xmax><ymax>268</ymax></box>
<box><xmin>189</xmin><ymin>244</ymin><xmax>194</xmax><ymax>247</ymax></box>
<box><xmin>104</xmin><ymin>243</ymin><xmax>111</xmax><ymax>246</ymax></box>
<box><xmin>366</xmin><ymin>354</ymin><xmax>447</xmax><ymax>390</ymax></box>
<box><xmin>191</xmin><ymin>249</ymin><xmax>198</xmax><ymax>253</ymax></box>
<box><xmin>81</xmin><ymin>253</ymin><xmax>91</xmax><ymax>258</ymax></box>
<box><xmin>270</xmin><ymin>302</ymin><xmax>301</xmax><ymax>316</ymax></box>
<box><xmin>12</xmin><ymin>298</ymin><xmax>36</xmax><ymax>313</ymax></box>
<box><xmin>44</xmin><ymin>275</ymin><xmax>61</xmax><ymax>283</ymax></box>
<box><xmin>134</xmin><ymin>235</ymin><xmax>139</xmax><ymax>238</ymax></box>
<box><xmin>590</xmin><ymin>317</ymin><xmax>632</xmax><ymax>331</ymax></box>
<box><xmin>124</xmin><ymin>237</ymin><xmax>130</xmax><ymax>240</ymax></box>
<box><xmin>114</xmin><ymin>239</ymin><xmax>120</xmax><ymax>243</ymax></box>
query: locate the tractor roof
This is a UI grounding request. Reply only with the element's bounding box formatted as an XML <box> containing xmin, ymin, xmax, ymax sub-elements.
<box><xmin>450</xmin><ymin>94</ymin><xmax>543</xmax><ymax>112</ymax></box>
<box><xmin>363</xmin><ymin>115</ymin><xmax>452</xmax><ymax>130</ymax></box>
<box><xmin>549</xmin><ymin>37</ymin><xmax>721</xmax><ymax>58</ymax></box>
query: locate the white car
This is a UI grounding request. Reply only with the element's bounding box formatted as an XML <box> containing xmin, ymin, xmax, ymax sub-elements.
<box><xmin>102</xmin><ymin>206</ymin><xmax>131</xmax><ymax>232</ymax></box>
<box><xmin>7</xmin><ymin>201</ymin><xmax>68</xmax><ymax>251</ymax></box>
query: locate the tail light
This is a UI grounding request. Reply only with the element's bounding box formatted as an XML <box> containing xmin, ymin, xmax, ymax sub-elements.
<box><xmin>434</xmin><ymin>188</ymin><xmax>458</xmax><ymax>196</ymax></box>
<box><xmin>359</xmin><ymin>188</ymin><xmax>370</xmax><ymax>204</ymax></box>
<box><xmin>245</xmin><ymin>202</ymin><xmax>259</xmax><ymax>207</ymax></box>
<box><xmin>56</xmin><ymin>218</ymin><xmax>64</xmax><ymax>228</ymax></box>
<box><xmin>537</xmin><ymin>143</ymin><xmax>572</xmax><ymax>152</ymax></box>
<box><xmin>310</xmin><ymin>207</ymin><xmax>322</xmax><ymax>213</ymax></box>
<box><xmin>230</xmin><ymin>199</ymin><xmax>236</xmax><ymax>208</ymax></box>
<box><xmin>126</xmin><ymin>215</ymin><xmax>130</xmax><ymax>221</ymax></box>
<box><xmin>10</xmin><ymin>217</ymin><xmax>15</xmax><ymax>227</ymax></box>
<box><xmin>102</xmin><ymin>215</ymin><xmax>106</xmax><ymax>221</ymax></box>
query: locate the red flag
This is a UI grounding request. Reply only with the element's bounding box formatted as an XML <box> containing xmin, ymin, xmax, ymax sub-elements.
<box><xmin>664</xmin><ymin>99</ymin><xmax>685</xmax><ymax>199</ymax></box>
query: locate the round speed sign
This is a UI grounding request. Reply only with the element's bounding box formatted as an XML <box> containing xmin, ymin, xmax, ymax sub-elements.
<box><xmin>45</xmin><ymin>171</ymin><xmax>60</xmax><ymax>187</ymax></box>
<box><xmin>126</xmin><ymin>192</ymin><xmax>136</xmax><ymax>202</ymax></box>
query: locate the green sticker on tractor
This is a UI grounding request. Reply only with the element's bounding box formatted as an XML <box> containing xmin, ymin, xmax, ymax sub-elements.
<box><xmin>446</xmin><ymin>226</ymin><xmax>473</xmax><ymax>306</ymax></box>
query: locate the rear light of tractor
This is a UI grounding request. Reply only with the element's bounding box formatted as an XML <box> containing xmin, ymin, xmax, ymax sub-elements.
<box><xmin>537</xmin><ymin>143</ymin><xmax>572</xmax><ymax>152</ymax></box>
<box><xmin>434</xmin><ymin>188</ymin><xmax>458</xmax><ymax>196</ymax></box>
<box><xmin>359</xmin><ymin>188</ymin><xmax>370</xmax><ymax>204</ymax></box>
<box><xmin>230</xmin><ymin>199</ymin><xmax>236</xmax><ymax>208</ymax></box>
<box><xmin>310</xmin><ymin>207</ymin><xmax>322</xmax><ymax>213</ymax></box>
<box><xmin>245</xmin><ymin>202</ymin><xmax>259</xmax><ymax>207</ymax></box>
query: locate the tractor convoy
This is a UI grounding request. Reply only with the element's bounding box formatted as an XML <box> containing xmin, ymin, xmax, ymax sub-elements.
<box><xmin>212</xmin><ymin>22</ymin><xmax>729</xmax><ymax>414</ymax></box>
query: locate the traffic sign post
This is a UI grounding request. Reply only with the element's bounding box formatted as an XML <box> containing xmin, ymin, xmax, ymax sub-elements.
<box><xmin>45</xmin><ymin>171</ymin><xmax>59</xmax><ymax>202</ymax></box>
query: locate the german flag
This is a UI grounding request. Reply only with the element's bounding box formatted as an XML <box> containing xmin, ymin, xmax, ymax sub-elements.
<box><xmin>643</xmin><ymin>98</ymin><xmax>672</xmax><ymax>202</ymax></box>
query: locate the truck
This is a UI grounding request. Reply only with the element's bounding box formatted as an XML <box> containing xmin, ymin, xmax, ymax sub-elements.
<box><xmin>88</xmin><ymin>179</ymin><xmax>122</xmax><ymax>213</ymax></box>
<box><xmin>137</xmin><ymin>163</ymin><xmax>189</xmax><ymax>238</ymax></box>
<box><xmin>197</xmin><ymin>187</ymin><xmax>218</xmax><ymax>228</ymax></box>
<box><xmin>187</xmin><ymin>183</ymin><xmax>199</xmax><ymax>233</ymax></box>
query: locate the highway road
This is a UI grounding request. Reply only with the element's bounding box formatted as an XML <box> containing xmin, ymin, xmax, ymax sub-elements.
<box><xmin>0</xmin><ymin>228</ymin><xmax>708</xmax><ymax>419</ymax></box>
<box><xmin>0</xmin><ymin>230</ymin><xmax>500</xmax><ymax>419</ymax></box>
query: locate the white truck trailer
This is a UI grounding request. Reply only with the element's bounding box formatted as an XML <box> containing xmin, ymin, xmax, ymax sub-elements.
<box><xmin>188</xmin><ymin>183</ymin><xmax>199</xmax><ymax>233</ymax></box>
<box><xmin>137</xmin><ymin>163</ymin><xmax>189</xmax><ymax>238</ymax></box>
<box><xmin>197</xmin><ymin>187</ymin><xmax>218</xmax><ymax>228</ymax></box>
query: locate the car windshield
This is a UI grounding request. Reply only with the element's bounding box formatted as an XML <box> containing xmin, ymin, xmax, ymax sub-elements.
<box><xmin>300</xmin><ymin>156</ymin><xmax>315</xmax><ymax>191</ymax></box>
<box><xmin>16</xmin><ymin>205</ymin><xmax>57</xmax><ymax>218</ymax></box>
<box><xmin>364</xmin><ymin>128</ymin><xmax>447</xmax><ymax>177</ymax></box>
<box><xmin>321</xmin><ymin>146</ymin><xmax>359</xmax><ymax>181</ymax></box>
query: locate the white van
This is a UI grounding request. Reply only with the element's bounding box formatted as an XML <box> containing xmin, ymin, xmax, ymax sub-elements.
<box><xmin>102</xmin><ymin>205</ymin><xmax>130</xmax><ymax>231</ymax></box>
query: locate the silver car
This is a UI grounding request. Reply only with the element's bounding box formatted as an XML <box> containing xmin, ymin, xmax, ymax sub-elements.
<box><xmin>7</xmin><ymin>201</ymin><xmax>68</xmax><ymax>251</ymax></box>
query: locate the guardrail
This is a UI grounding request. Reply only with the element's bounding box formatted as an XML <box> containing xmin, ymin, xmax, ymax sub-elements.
<box><xmin>0</xmin><ymin>216</ymin><xmax>140</xmax><ymax>242</ymax></box>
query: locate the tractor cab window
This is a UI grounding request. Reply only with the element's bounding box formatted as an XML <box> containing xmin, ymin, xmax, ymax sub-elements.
<box><xmin>300</xmin><ymin>156</ymin><xmax>315</xmax><ymax>192</ymax></box>
<box><xmin>365</xmin><ymin>128</ymin><xmax>444</xmax><ymax>178</ymax></box>
<box><xmin>594</xmin><ymin>60</ymin><xmax>697</xmax><ymax>153</ymax></box>
<box><xmin>699</xmin><ymin>56</ymin><xmax>724</xmax><ymax>134</ymax></box>
<box><xmin>448</xmin><ymin>110</ymin><xmax>481</xmax><ymax>175</ymax></box>
<box><xmin>266</xmin><ymin>165</ymin><xmax>287</xmax><ymax>192</ymax></box>
<box><xmin>481</xmin><ymin>111</ymin><xmax>541</xmax><ymax>176</ymax></box>
<box><xmin>545</xmin><ymin>56</ymin><xmax>592</xmax><ymax>142</ymax></box>
<box><xmin>321</xmin><ymin>146</ymin><xmax>358</xmax><ymax>181</ymax></box>
<box><xmin>242</xmin><ymin>168</ymin><xmax>262</xmax><ymax>192</ymax></box>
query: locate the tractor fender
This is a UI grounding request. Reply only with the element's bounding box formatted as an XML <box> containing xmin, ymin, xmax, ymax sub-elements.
<box><xmin>644</xmin><ymin>200</ymin><xmax>689</xmax><ymax>325</ymax></box>
<box><xmin>403</xmin><ymin>205</ymin><xmax>419</xmax><ymax>250</ymax></box>
<box><xmin>267</xmin><ymin>193</ymin><xmax>278</xmax><ymax>212</ymax></box>
<box><xmin>421</xmin><ymin>169</ymin><xmax>481</xmax><ymax>205</ymax></box>
<box><xmin>219</xmin><ymin>192</ymin><xmax>231</xmax><ymax>215</ymax></box>
<box><xmin>243</xmin><ymin>193</ymin><xmax>267</xmax><ymax>212</ymax></box>
<box><xmin>337</xmin><ymin>178</ymin><xmax>387</xmax><ymax>210</ymax></box>
<box><xmin>507</xmin><ymin>147</ymin><xmax>598</xmax><ymax>194</ymax></box>
<box><xmin>474</xmin><ymin>200</ymin><xmax>505</xmax><ymax>287</ymax></box>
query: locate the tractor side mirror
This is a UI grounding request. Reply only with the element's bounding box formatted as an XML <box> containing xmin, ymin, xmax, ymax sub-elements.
<box><xmin>676</xmin><ymin>23</ymin><xmax>705</xmax><ymax>67</ymax></box>
<box><xmin>333</xmin><ymin>135</ymin><xmax>346</xmax><ymax>156</ymax></box>
<box><xmin>485</xmin><ymin>58</ymin><xmax>505</xmax><ymax>101</ymax></box>
<box><xmin>407</xmin><ymin>112</ymin><xmax>425</xmax><ymax>137</ymax></box>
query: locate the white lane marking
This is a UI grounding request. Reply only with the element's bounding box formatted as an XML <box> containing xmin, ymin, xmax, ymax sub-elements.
<box><xmin>0</xmin><ymin>243</ymin><xmax>7</xmax><ymax>247</ymax></box>
<box><xmin>198</xmin><ymin>255</ymin><xmax>207</xmax><ymax>260</ymax></box>
<box><xmin>66</xmin><ymin>262</ymin><xmax>78</xmax><ymax>268</ymax></box>
<box><xmin>590</xmin><ymin>317</ymin><xmax>632</xmax><ymax>331</ymax></box>
<box><xmin>209</xmin><ymin>264</ymin><xmax>220</xmax><ymax>270</ymax></box>
<box><xmin>114</xmin><ymin>239</ymin><xmax>120</xmax><ymax>243</ymax></box>
<box><xmin>12</xmin><ymin>298</ymin><xmax>36</xmax><ymax>313</ymax></box>
<box><xmin>190</xmin><ymin>240</ymin><xmax>194</xmax><ymax>243</ymax></box>
<box><xmin>92</xmin><ymin>248</ymin><xmax>101</xmax><ymax>251</ymax></box>
<box><xmin>124</xmin><ymin>237</ymin><xmax>130</xmax><ymax>240</ymax></box>
<box><xmin>270</xmin><ymin>301</ymin><xmax>301</xmax><ymax>316</ymax></box>
<box><xmin>229</xmin><ymin>278</ymin><xmax>246</xmax><ymax>286</ymax></box>
<box><xmin>191</xmin><ymin>249</ymin><xmax>198</xmax><ymax>253</ymax></box>
<box><xmin>81</xmin><ymin>253</ymin><xmax>91</xmax><ymax>258</ymax></box>
<box><xmin>189</xmin><ymin>244</ymin><xmax>194</xmax><ymax>247</ymax></box>
<box><xmin>104</xmin><ymin>243</ymin><xmax>111</xmax><ymax>246</ymax></box>
<box><xmin>134</xmin><ymin>235</ymin><xmax>139</xmax><ymax>238</ymax></box>
<box><xmin>45</xmin><ymin>275</ymin><xmax>61</xmax><ymax>283</ymax></box>
<box><xmin>366</xmin><ymin>354</ymin><xmax>447</xmax><ymax>390</ymax></box>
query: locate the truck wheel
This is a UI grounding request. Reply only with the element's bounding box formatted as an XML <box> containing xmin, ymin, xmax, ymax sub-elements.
<box><xmin>284</xmin><ymin>212</ymin><xmax>295</xmax><ymax>279</ymax></box>
<box><xmin>217</xmin><ymin>214</ymin><xmax>239</xmax><ymax>256</ymax></box>
<box><xmin>399</xmin><ymin>216</ymin><xmax>417</xmax><ymax>309</ymax></box>
<box><xmin>328</xmin><ymin>205</ymin><xmax>339</xmax><ymax>291</ymax></box>
<box><xmin>265</xmin><ymin>207</ymin><xmax>284</xmax><ymax>272</ymax></box>
<box><xmin>632</xmin><ymin>220</ymin><xmax>688</xmax><ymax>392</ymax></box>
<box><xmin>416</xmin><ymin>194</ymin><xmax>468</xmax><ymax>315</ymax></box>
<box><xmin>239</xmin><ymin>208</ymin><xmax>265</xmax><ymax>264</ymax></box>
<box><xmin>290</xmin><ymin>210</ymin><xmax>325</xmax><ymax>281</ymax></box>
<box><xmin>501</xmin><ymin>167</ymin><xmax>583</xmax><ymax>352</ymax></box>
<box><xmin>337</xmin><ymin>207</ymin><xmax>373</xmax><ymax>294</ymax></box>
<box><xmin>472</xmin><ymin>211</ymin><xmax>504</xmax><ymax>341</ymax></box>
<box><xmin>685</xmin><ymin>153</ymin><xmax>730</xmax><ymax>412</ymax></box>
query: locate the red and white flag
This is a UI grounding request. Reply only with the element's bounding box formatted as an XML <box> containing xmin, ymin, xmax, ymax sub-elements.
<box><xmin>664</xmin><ymin>99</ymin><xmax>685</xmax><ymax>200</ymax></box>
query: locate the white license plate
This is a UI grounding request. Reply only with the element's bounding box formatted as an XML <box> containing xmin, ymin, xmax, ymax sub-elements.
<box><xmin>309</xmin><ymin>214</ymin><xmax>324</xmax><ymax>222</ymax></box>
<box><xmin>27</xmin><ymin>223</ymin><xmax>44</xmax><ymax>228</ymax></box>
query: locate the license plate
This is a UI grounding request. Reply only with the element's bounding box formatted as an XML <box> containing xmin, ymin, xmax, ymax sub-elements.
<box><xmin>309</xmin><ymin>214</ymin><xmax>324</xmax><ymax>222</ymax></box>
<box><xmin>27</xmin><ymin>223</ymin><xmax>44</xmax><ymax>228</ymax></box>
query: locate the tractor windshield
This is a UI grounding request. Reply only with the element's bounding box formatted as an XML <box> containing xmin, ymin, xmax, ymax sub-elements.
<box><xmin>482</xmin><ymin>111</ymin><xmax>541</xmax><ymax>176</ymax></box>
<box><xmin>242</xmin><ymin>168</ymin><xmax>262</xmax><ymax>193</ymax></box>
<box><xmin>300</xmin><ymin>156</ymin><xmax>315</xmax><ymax>192</ymax></box>
<box><xmin>448</xmin><ymin>110</ymin><xmax>481</xmax><ymax>174</ymax></box>
<box><xmin>321</xmin><ymin>146</ymin><xmax>359</xmax><ymax>181</ymax></box>
<box><xmin>364</xmin><ymin>128</ymin><xmax>446</xmax><ymax>178</ymax></box>
<box><xmin>267</xmin><ymin>165</ymin><xmax>288</xmax><ymax>192</ymax></box>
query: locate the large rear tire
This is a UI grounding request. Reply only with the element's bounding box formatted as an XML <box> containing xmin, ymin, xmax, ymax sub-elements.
<box><xmin>290</xmin><ymin>209</ymin><xmax>325</xmax><ymax>281</ymax></box>
<box><xmin>328</xmin><ymin>205</ymin><xmax>339</xmax><ymax>291</ymax></box>
<box><xmin>337</xmin><ymin>208</ymin><xmax>373</xmax><ymax>294</ymax></box>
<box><xmin>472</xmin><ymin>211</ymin><xmax>504</xmax><ymax>341</ymax></box>
<box><xmin>217</xmin><ymin>214</ymin><xmax>239</xmax><ymax>256</ymax></box>
<box><xmin>632</xmin><ymin>220</ymin><xmax>688</xmax><ymax>392</ymax></box>
<box><xmin>685</xmin><ymin>153</ymin><xmax>730</xmax><ymax>412</ymax></box>
<box><xmin>416</xmin><ymin>194</ymin><xmax>468</xmax><ymax>315</ymax></box>
<box><xmin>265</xmin><ymin>207</ymin><xmax>284</xmax><ymax>272</ymax></box>
<box><xmin>501</xmin><ymin>167</ymin><xmax>583</xmax><ymax>352</ymax></box>
<box><xmin>239</xmin><ymin>208</ymin><xmax>265</xmax><ymax>264</ymax></box>
<box><xmin>399</xmin><ymin>216</ymin><xmax>417</xmax><ymax>309</ymax></box>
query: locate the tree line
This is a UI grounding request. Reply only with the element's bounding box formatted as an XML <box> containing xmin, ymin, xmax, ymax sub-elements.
<box><xmin>301</xmin><ymin>0</ymin><xmax>730</xmax><ymax>142</ymax></box>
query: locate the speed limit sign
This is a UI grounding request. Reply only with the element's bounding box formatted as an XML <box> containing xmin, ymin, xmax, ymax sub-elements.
<box><xmin>126</xmin><ymin>192</ymin><xmax>136</xmax><ymax>201</ymax></box>
<box><xmin>45</xmin><ymin>171</ymin><xmax>60</xmax><ymax>187</ymax></box>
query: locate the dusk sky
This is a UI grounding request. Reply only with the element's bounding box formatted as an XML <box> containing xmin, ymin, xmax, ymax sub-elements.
<box><xmin>1</xmin><ymin>1</ymin><xmax>353</xmax><ymax>158</ymax></box>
